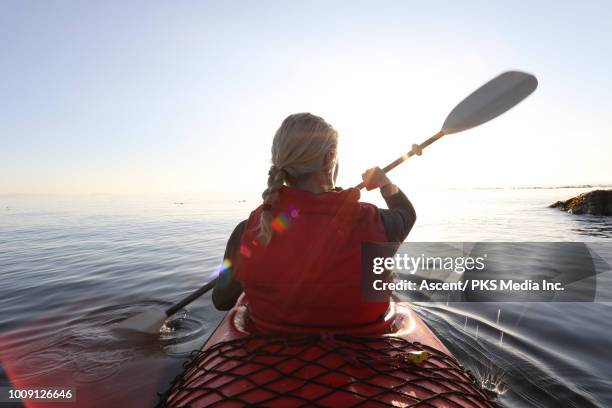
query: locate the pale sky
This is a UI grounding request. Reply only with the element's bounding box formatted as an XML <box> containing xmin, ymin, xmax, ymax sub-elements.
<box><xmin>1</xmin><ymin>1</ymin><xmax>611</xmax><ymax>194</ymax></box>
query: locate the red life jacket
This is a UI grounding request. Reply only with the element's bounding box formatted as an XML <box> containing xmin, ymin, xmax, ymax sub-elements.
<box><xmin>234</xmin><ymin>186</ymin><xmax>389</xmax><ymax>331</ymax></box>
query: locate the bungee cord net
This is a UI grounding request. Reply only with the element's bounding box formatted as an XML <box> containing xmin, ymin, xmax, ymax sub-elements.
<box><xmin>158</xmin><ymin>334</ymin><xmax>495</xmax><ymax>408</ymax></box>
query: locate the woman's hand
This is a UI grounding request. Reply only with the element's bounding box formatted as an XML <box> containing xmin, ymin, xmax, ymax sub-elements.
<box><xmin>361</xmin><ymin>167</ymin><xmax>393</xmax><ymax>191</ymax></box>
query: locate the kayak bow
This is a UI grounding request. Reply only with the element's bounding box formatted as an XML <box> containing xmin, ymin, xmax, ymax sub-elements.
<box><xmin>158</xmin><ymin>296</ymin><xmax>494</xmax><ymax>407</ymax></box>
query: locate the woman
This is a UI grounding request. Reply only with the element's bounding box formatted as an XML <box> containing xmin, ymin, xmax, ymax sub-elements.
<box><xmin>212</xmin><ymin>113</ymin><xmax>416</xmax><ymax>331</ymax></box>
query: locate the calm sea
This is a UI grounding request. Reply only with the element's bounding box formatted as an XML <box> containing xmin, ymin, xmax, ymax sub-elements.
<box><xmin>1</xmin><ymin>187</ymin><xmax>611</xmax><ymax>407</ymax></box>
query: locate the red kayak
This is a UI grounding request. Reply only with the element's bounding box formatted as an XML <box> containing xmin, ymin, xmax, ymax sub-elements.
<box><xmin>158</xmin><ymin>296</ymin><xmax>494</xmax><ymax>407</ymax></box>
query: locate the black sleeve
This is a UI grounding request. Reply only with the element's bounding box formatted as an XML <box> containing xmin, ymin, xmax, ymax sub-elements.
<box><xmin>379</xmin><ymin>189</ymin><xmax>417</xmax><ymax>242</ymax></box>
<box><xmin>211</xmin><ymin>220</ymin><xmax>246</xmax><ymax>311</ymax></box>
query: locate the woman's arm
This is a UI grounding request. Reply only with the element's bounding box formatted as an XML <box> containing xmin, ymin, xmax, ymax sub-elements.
<box><xmin>361</xmin><ymin>167</ymin><xmax>417</xmax><ymax>242</ymax></box>
<box><xmin>211</xmin><ymin>220</ymin><xmax>246</xmax><ymax>311</ymax></box>
<box><xmin>379</xmin><ymin>188</ymin><xmax>417</xmax><ymax>242</ymax></box>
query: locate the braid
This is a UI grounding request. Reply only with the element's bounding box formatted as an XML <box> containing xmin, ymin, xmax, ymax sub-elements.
<box><xmin>257</xmin><ymin>113</ymin><xmax>338</xmax><ymax>245</ymax></box>
<box><xmin>258</xmin><ymin>166</ymin><xmax>286</xmax><ymax>245</ymax></box>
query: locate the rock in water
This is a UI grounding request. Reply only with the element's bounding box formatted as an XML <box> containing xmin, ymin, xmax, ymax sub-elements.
<box><xmin>549</xmin><ymin>190</ymin><xmax>612</xmax><ymax>215</ymax></box>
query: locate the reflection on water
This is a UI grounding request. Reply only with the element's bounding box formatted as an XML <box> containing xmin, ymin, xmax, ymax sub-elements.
<box><xmin>1</xmin><ymin>300</ymin><xmax>210</xmax><ymax>399</ymax></box>
<box><xmin>571</xmin><ymin>216</ymin><xmax>612</xmax><ymax>238</ymax></box>
<box><xmin>415</xmin><ymin>302</ymin><xmax>612</xmax><ymax>407</ymax></box>
<box><xmin>0</xmin><ymin>299</ymin><xmax>217</xmax><ymax>408</ymax></box>
<box><xmin>0</xmin><ymin>188</ymin><xmax>611</xmax><ymax>407</ymax></box>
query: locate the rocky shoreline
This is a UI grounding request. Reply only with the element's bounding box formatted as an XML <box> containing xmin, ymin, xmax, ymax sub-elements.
<box><xmin>549</xmin><ymin>189</ymin><xmax>612</xmax><ymax>216</ymax></box>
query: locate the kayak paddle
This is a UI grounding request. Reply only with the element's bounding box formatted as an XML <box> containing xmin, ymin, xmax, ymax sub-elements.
<box><xmin>355</xmin><ymin>70</ymin><xmax>538</xmax><ymax>189</ymax></box>
<box><xmin>116</xmin><ymin>277</ymin><xmax>217</xmax><ymax>334</ymax></box>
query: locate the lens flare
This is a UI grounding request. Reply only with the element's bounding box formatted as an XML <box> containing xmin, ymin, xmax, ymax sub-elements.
<box><xmin>213</xmin><ymin>259</ymin><xmax>232</xmax><ymax>277</ymax></box>
<box><xmin>271</xmin><ymin>213</ymin><xmax>290</xmax><ymax>233</ymax></box>
<box><xmin>239</xmin><ymin>244</ymin><xmax>252</xmax><ymax>258</ymax></box>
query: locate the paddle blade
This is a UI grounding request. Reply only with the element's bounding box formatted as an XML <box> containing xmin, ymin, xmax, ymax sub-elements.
<box><xmin>115</xmin><ymin>309</ymin><xmax>167</xmax><ymax>334</ymax></box>
<box><xmin>442</xmin><ymin>71</ymin><xmax>537</xmax><ymax>135</ymax></box>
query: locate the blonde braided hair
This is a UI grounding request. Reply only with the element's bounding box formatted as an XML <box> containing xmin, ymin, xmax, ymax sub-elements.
<box><xmin>259</xmin><ymin>113</ymin><xmax>338</xmax><ymax>245</ymax></box>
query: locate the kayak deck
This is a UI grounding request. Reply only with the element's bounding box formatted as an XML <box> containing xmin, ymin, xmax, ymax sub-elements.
<box><xmin>158</xmin><ymin>298</ymin><xmax>494</xmax><ymax>407</ymax></box>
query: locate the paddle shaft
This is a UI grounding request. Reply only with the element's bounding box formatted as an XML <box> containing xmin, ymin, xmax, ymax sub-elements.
<box><xmin>165</xmin><ymin>277</ymin><xmax>218</xmax><ymax>317</ymax></box>
<box><xmin>354</xmin><ymin>130</ymin><xmax>445</xmax><ymax>190</ymax></box>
